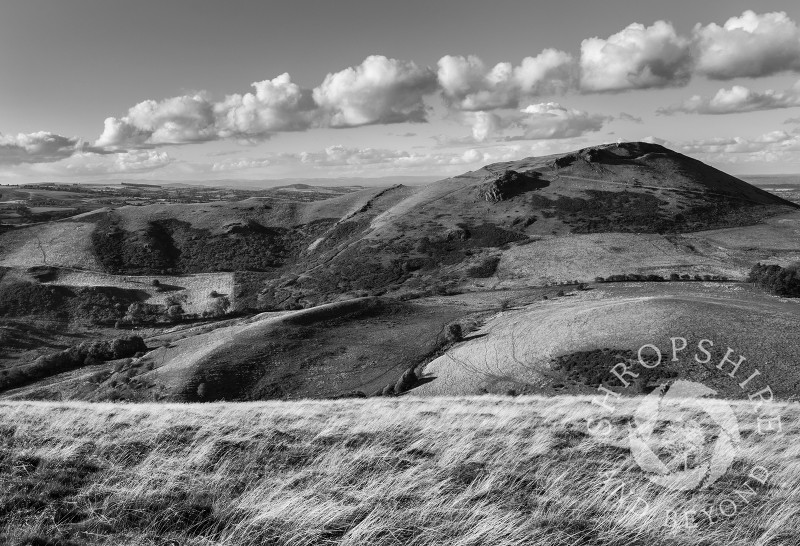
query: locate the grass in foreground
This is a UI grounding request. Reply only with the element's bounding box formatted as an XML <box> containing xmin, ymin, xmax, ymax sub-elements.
<box><xmin>0</xmin><ymin>396</ymin><xmax>798</xmax><ymax>545</ymax></box>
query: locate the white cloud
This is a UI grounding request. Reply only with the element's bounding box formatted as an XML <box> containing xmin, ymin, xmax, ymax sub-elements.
<box><xmin>693</xmin><ymin>11</ymin><xmax>800</xmax><ymax>79</ymax></box>
<box><xmin>437</xmin><ymin>50</ymin><xmax>575</xmax><ymax>110</ymax></box>
<box><xmin>214</xmin><ymin>74</ymin><xmax>316</xmax><ymax>137</ymax></box>
<box><xmin>30</xmin><ymin>150</ymin><xmax>173</xmax><ymax>176</ymax></box>
<box><xmin>647</xmin><ymin>131</ymin><xmax>800</xmax><ymax>165</ymax></box>
<box><xmin>96</xmin><ymin>75</ymin><xmax>314</xmax><ymax>148</ymax></box>
<box><xmin>0</xmin><ymin>131</ymin><xmax>90</xmax><ymax>164</ymax></box>
<box><xmin>580</xmin><ymin>21</ymin><xmax>693</xmax><ymax>92</ymax></box>
<box><xmin>516</xmin><ymin>103</ymin><xmax>609</xmax><ymax>139</ymax></box>
<box><xmin>211</xmin><ymin>157</ymin><xmax>271</xmax><ymax>172</ymax></box>
<box><xmin>658</xmin><ymin>81</ymin><xmax>800</xmax><ymax>115</ymax></box>
<box><xmin>460</xmin><ymin>111</ymin><xmax>509</xmax><ymax>142</ymax></box>
<box><xmin>313</xmin><ymin>56</ymin><xmax>437</xmax><ymax>127</ymax></box>
<box><xmin>458</xmin><ymin>103</ymin><xmax>608</xmax><ymax>142</ymax></box>
<box><xmin>226</xmin><ymin>144</ymin><xmax>526</xmax><ymax>173</ymax></box>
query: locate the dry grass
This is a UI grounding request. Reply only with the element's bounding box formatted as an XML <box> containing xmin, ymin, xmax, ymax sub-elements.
<box><xmin>49</xmin><ymin>270</ymin><xmax>236</xmax><ymax>315</ymax></box>
<box><xmin>0</xmin><ymin>396</ymin><xmax>798</xmax><ymax>545</ymax></box>
<box><xmin>0</xmin><ymin>222</ymin><xmax>99</xmax><ymax>269</ymax></box>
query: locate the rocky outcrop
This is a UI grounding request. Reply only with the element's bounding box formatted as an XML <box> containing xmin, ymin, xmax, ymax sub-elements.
<box><xmin>482</xmin><ymin>170</ymin><xmax>548</xmax><ymax>202</ymax></box>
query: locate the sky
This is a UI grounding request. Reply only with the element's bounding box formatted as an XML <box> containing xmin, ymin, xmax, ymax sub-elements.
<box><xmin>2</xmin><ymin>0</ymin><xmax>800</xmax><ymax>184</ymax></box>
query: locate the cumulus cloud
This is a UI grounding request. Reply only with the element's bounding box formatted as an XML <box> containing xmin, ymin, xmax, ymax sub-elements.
<box><xmin>30</xmin><ymin>150</ymin><xmax>173</xmax><ymax>176</ymax></box>
<box><xmin>96</xmin><ymin>57</ymin><xmax>436</xmax><ymax>147</ymax></box>
<box><xmin>516</xmin><ymin>103</ymin><xmax>609</xmax><ymax>139</ymax></box>
<box><xmin>96</xmin><ymin>74</ymin><xmax>315</xmax><ymax>148</ymax></box>
<box><xmin>457</xmin><ymin>102</ymin><xmax>608</xmax><ymax>142</ymax></box>
<box><xmin>437</xmin><ymin>50</ymin><xmax>576</xmax><ymax>110</ymax></box>
<box><xmin>580</xmin><ymin>21</ymin><xmax>693</xmax><ymax>92</ymax></box>
<box><xmin>693</xmin><ymin>11</ymin><xmax>800</xmax><ymax>79</ymax></box>
<box><xmin>313</xmin><ymin>56</ymin><xmax>437</xmax><ymax>127</ymax></box>
<box><xmin>658</xmin><ymin>81</ymin><xmax>800</xmax><ymax>115</ymax></box>
<box><xmin>0</xmin><ymin>132</ymin><xmax>95</xmax><ymax>165</ymax></box>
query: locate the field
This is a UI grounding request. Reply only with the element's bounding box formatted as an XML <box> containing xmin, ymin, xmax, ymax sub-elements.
<box><xmin>46</xmin><ymin>270</ymin><xmax>236</xmax><ymax>316</ymax></box>
<box><xmin>416</xmin><ymin>283</ymin><xmax>800</xmax><ymax>398</ymax></box>
<box><xmin>0</xmin><ymin>222</ymin><xmax>99</xmax><ymax>269</ymax></box>
<box><xmin>0</xmin><ymin>396</ymin><xmax>797</xmax><ymax>546</ymax></box>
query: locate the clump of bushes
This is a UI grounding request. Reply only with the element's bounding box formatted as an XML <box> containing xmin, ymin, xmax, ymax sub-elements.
<box><xmin>447</xmin><ymin>323</ymin><xmax>463</xmax><ymax>343</ymax></box>
<box><xmin>595</xmin><ymin>273</ymin><xmax>729</xmax><ymax>283</ymax></box>
<box><xmin>550</xmin><ymin>348</ymin><xmax>677</xmax><ymax>391</ymax></box>
<box><xmin>467</xmin><ymin>256</ymin><xmax>501</xmax><ymax>278</ymax></box>
<box><xmin>748</xmin><ymin>263</ymin><xmax>800</xmax><ymax>297</ymax></box>
<box><xmin>0</xmin><ymin>336</ymin><xmax>147</xmax><ymax>392</ymax></box>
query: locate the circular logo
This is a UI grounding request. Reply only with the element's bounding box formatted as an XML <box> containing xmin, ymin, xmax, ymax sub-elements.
<box><xmin>629</xmin><ymin>380</ymin><xmax>741</xmax><ymax>491</ymax></box>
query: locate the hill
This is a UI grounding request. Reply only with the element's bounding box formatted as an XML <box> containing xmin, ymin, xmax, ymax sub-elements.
<box><xmin>1</xmin><ymin>142</ymin><xmax>800</xmax><ymax>401</ymax></box>
<box><xmin>0</xmin><ymin>396</ymin><xmax>796</xmax><ymax>545</ymax></box>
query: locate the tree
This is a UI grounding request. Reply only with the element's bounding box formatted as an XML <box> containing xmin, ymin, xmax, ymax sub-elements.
<box><xmin>209</xmin><ymin>296</ymin><xmax>230</xmax><ymax>317</ymax></box>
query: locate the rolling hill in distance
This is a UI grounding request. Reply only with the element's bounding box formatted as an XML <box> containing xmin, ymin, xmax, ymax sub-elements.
<box><xmin>1</xmin><ymin>141</ymin><xmax>799</xmax><ymax>402</ymax></box>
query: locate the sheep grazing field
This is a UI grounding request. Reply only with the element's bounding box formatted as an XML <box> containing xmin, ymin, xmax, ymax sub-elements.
<box><xmin>1</xmin><ymin>396</ymin><xmax>797</xmax><ymax>546</ymax></box>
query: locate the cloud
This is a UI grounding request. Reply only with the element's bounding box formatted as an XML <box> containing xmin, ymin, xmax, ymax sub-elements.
<box><xmin>460</xmin><ymin>111</ymin><xmax>510</xmax><ymax>141</ymax></box>
<box><xmin>312</xmin><ymin>56</ymin><xmax>437</xmax><ymax>127</ymax></box>
<box><xmin>29</xmin><ymin>150</ymin><xmax>173</xmax><ymax>176</ymax></box>
<box><xmin>0</xmin><ymin>132</ymin><xmax>94</xmax><ymax>165</ymax></box>
<box><xmin>457</xmin><ymin>102</ymin><xmax>608</xmax><ymax>142</ymax></box>
<box><xmin>437</xmin><ymin>50</ymin><xmax>575</xmax><ymax>110</ymax></box>
<box><xmin>211</xmin><ymin>157</ymin><xmax>271</xmax><ymax>172</ymax></box>
<box><xmin>516</xmin><ymin>103</ymin><xmax>609</xmax><ymax>139</ymax></box>
<box><xmin>786</xmin><ymin>117</ymin><xmax>800</xmax><ymax>124</ymax></box>
<box><xmin>580</xmin><ymin>21</ymin><xmax>693</xmax><ymax>92</ymax></box>
<box><xmin>618</xmin><ymin>112</ymin><xmax>644</xmax><ymax>123</ymax></box>
<box><xmin>96</xmin><ymin>74</ymin><xmax>315</xmax><ymax>148</ymax></box>
<box><xmin>216</xmin><ymin>144</ymin><xmax>527</xmax><ymax>173</ymax></box>
<box><xmin>693</xmin><ymin>11</ymin><xmax>800</xmax><ymax>79</ymax></box>
<box><xmin>646</xmin><ymin>131</ymin><xmax>800</xmax><ymax>165</ymax></box>
<box><xmin>658</xmin><ymin>81</ymin><xmax>800</xmax><ymax>115</ymax></box>
<box><xmin>214</xmin><ymin>74</ymin><xmax>316</xmax><ymax>137</ymax></box>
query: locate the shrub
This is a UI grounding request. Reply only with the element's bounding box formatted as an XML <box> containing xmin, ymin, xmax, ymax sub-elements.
<box><xmin>670</xmin><ymin>273</ymin><xmax>681</xmax><ymax>281</ymax></box>
<box><xmin>467</xmin><ymin>256</ymin><xmax>501</xmax><ymax>278</ymax></box>
<box><xmin>447</xmin><ymin>323</ymin><xmax>463</xmax><ymax>343</ymax></box>
<box><xmin>556</xmin><ymin>290</ymin><xmax>565</xmax><ymax>297</ymax></box>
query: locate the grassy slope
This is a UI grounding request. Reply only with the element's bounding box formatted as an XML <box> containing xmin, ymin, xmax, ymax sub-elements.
<box><xmin>417</xmin><ymin>283</ymin><xmax>800</xmax><ymax>398</ymax></box>
<box><xmin>0</xmin><ymin>396</ymin><xmax>797</xmax><ymax>546</ymax></box>
<box><xmin>0</xmin><ymin>297</ymin><xmax>478</xmax><ymax>402</ymax></box>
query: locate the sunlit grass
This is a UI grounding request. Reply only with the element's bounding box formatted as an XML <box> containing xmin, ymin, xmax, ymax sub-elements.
<box><xmin>0</xmin><ymin>396</ymin><xmax>797</xmax><ymax>545</ymax></box>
